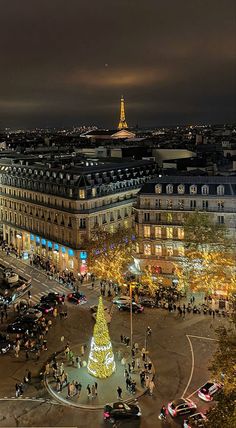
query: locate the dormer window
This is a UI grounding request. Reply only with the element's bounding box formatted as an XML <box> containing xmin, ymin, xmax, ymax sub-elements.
<box><xmin>190</xmin><ymin>185</ymin><xmax>197</xmax><ymax>195</ymax></box>
<box><xmin>155</xmin><ymin>184</ymin><xmax>162</xmax><ymax>194</ymax></box>
<box><xmin>217</xmin><ymin>185</ymin><xmax>224</xmax><ymax>196</ymax></box>
<box><xmin>201</xmin><ymin>185</ymin><xmax>209</xmax><ymax>195</ymax></box>
<box><xmin>178</xmin><ymin>184</ymin><xmax>185</xmax><ymax>194</ymax></box>
<box><xmin>166</xmin><ymin>184</ymin><xmax>173</xmax><ymax>194</ymax></box>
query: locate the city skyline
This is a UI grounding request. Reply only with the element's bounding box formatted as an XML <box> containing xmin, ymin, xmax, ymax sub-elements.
<box><xmin>0</xmin><ymin>0</ymin><xmax>235</xmax><ymax>129</ymax></box>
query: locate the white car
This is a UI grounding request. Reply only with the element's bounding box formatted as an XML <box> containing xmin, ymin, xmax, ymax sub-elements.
<box><xmin>112</xmin><ymin>296</ymin><xmax>131</xmax><ymax>305</ymax></box>
<box><xmin>197</xmin><ymin>381</ymin><xmax>222</xmax><ymax>401</ymax></box>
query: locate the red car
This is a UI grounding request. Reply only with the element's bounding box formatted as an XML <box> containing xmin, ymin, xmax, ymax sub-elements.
<box><xmin>67</xmin><ymin>292</ymin><xmax>87</xmax><ymax>305</ymax></box>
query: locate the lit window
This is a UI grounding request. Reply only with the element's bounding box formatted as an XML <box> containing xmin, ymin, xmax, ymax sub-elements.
<box><xmin>178</xmin><ymin>245</ymin><xmax>185</xmax><ymax>256</ymax></box>
<box><xmin>155</xmin><ymin>184</ymin><xmax>162</xmax><ymax>194</ymax></box>
<box><xmin>155</xmin><ymin>245</ymin><xmax>162</xmax><ymax>256</ymax></box>
<box><xmin>166</xmin><ymin>245</ymin><xmax>174</xmax><ymax>256</ymax></box>
<box><xmin>144</xmin><ymin>226</ymin><xmax>151</xmax><ymax>238</ymax></box>
<box><xmin>178</xmin><ymin>199</ymin><xmax>184</xmax><ymax>210</ymax></box>
<box><xmin>201</xmin><ymin>185</ymin><xmax>209</xmax><ymax>195</ymax></box>
<box><xmin>79</xmin><ymin>189</ymin><xmax>85</xmax><ymax>199</ymax></box>
<box><xmin>167</xmin><ymin>213</ymin><xmax>173</xmax><ymax>223</ymax></box>
<box><xmin>178</xmin><ymin>228</ymin><xmax>184</xmax><ymax>239</ymax></box>
<box><xmin>190</xmin><ymin>185</ymin><xmax>197</xmax><ymax>195</ymax></box>
<box><xmin>92</xmin><ymin>187</ymin><xmax>96</xmax><ymax>197</ymax></box>
<box><xmin>166</xmin><ymin>227</ymin><xmax>173</xmax><ymax>238</ymax></box>
<box><xmin>166</xmin><ymin>184</ymin><xmax>173</xmax><ymax>194</ymax></box>
<box><xmin>217</xmin><ymin>185</ymin><xmax>224</xmax><ymax>196</ymax></box>
<box><xmin>136</xmin><ymin>242</ymin><xmax>140</xmax><ymax>253</ymax></box>
<box><xmin>155</xmin><ymin>226</ymin><xmax>162</xmax><ymax>238</ymax></box>
<box><xmin>167</xmin><ymin>199</ymin><xmax>173</xmax><ymax>209</ymax></box>
<box><xmin>144</xmin><ymin>243</ymin><xmax>151</xmax><ymax>255</ymax></box>
<box><xmin>178</xmin><ymin>184</ymin><xmax>185</xmax><ymax>194</ymax></box>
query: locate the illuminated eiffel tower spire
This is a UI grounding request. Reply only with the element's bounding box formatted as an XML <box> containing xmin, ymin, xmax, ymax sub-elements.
<box><xmin>118</xmin><ymin>95</ymin><xmax>128</xmax><ymax>129</ymax></box>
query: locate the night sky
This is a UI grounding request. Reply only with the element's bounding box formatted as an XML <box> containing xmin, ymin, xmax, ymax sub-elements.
<box><xmin>0</xmin><ymin>0</ymin><xmax>235</xmax><ymax>129</ymax></box>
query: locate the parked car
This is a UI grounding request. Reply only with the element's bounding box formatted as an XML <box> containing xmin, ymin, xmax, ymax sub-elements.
<box><xmin>67</xmin><ymin>292</ymin><xmax>87</xmax><ymax>305</ymax></box>
<box><xmin>112</xmin><ymin>296</ymin><xmax>132</xmax><ymax>305</ymax></box>
<box><xmin>34</xmin><ymin>303</ymin><xmax>55</xmax><ymax>314</ymax></box>
<box><xmin>139</xmin><ymin>298</ymin><xmax>156</xmax><ymax>308</ymax></box>
<box><xmin>0</xmin><ymin>333</ymin><xmax>11</xmax><ymax>354</ymax></box>
<box><xmin>40</xmin><ymin>292</ymin><xmax>64</xmax><ymax>304</ymax></box>
<box><xmin>197</xmin><ymin>381</ymin><xmax>222</xmax><ymax>401</ymax></box>
<box><xmin>168</xmin><ymin>398</ymin><xmax>197</xmax><ymax>417</ymax></box>
<box><xmin>117</xmin><ymin>302</ymin><xmax>144</xmax><ymax>313</ymax></box>
<box><xmin>103</xmin><ymin>401</ymin><xmax>141</xmax><ymax>422</ymax></box>
<box><xmin>183</xmin><ymin>412</ymin><xmax>207</xmax><ymax>428</ymax></box>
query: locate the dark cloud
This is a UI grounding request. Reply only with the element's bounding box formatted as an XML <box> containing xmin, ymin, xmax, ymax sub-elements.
<box><xmin>0</xmin><ymin>0</ymin><xmax>235</xmax><ymax>128</ymax></box>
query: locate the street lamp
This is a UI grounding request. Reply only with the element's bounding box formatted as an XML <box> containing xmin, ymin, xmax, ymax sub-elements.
<box><xmin>123</xmin><ymin>282</ymin><xmax>136</xmax><ymax>353</ymax></box>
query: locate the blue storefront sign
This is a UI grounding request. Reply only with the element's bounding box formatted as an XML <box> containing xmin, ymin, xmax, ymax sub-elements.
<box><xmin>80</xmin><ymin>251</ymin><xmax>87</xmax><ymax>260</ymax></box>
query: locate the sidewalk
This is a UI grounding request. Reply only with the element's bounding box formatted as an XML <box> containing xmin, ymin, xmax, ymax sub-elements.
<box><xmin>45</xmin><ymin>342</ymin><xmax>154</xmax><ymax>409</ymax></box>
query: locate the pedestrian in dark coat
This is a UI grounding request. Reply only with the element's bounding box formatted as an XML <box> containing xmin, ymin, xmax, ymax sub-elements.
<box><xmin>117</xmin><ymin>386</ymin><xmax>122</xmax><ymax>399</ymax></box>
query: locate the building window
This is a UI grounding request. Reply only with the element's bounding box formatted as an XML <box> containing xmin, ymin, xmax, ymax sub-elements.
<box><xmin>178</xmin><ymin>199</ymin><xmax>184</xmax><ymax>210</ymax></box>
<box><xmin>79</xmin><ymin>189</ymin><xmax>85</xmax><ymax>199</ymax></box>
<box><xmin>144</xmin><ymin>243</ymin><xmax>151</xmax><ymax>256</ymax></box>
<box><xmin>190</xmin><ymin>184</ymin><xmax>197</xmax><ymax>195</ymax></box>
<box><xmin>201</xmin><ymin>185</ymin><xmax>209</xmax><ymax>195</ymax></box>
<box><xmin>202</xmin><ymin>200</ymin><xmax>208</xmax><ymax>210</ymax></box>
<box><xmin>190</xmin><ymin>200</ymin><xmax>196</xmax><ymax>209</ymax></box>
<box><xmin>178</xmin><ymin>245</ymin><xmax>185</xmax><ymax>256</ymax></box>
<box><xmin>218</xmin><ymin>215</ymin><xmax>224</xmax><ymax>224</ymax></box>
<box><xmin>155</xmin><ymin>245</ymin><xmax>162</xmax><ymax>256</ymax></box>
<box><xmin>155</xmin><ymin>184</ymin><xmax>162</xmax><ymax>194</ymax></box>
<box><xmin>144</xmin><ymin>212</ymin><xmax>150</xmax><ymax>222</ymax></box>
<box><xmin>166</xmin><ymin>245</ymin><xmax>174</xmax><ymax>256</ymax></box>
<box><xmin>177</xmin><ymin>184</ymin><xmax>185</xmax><ymax>194</ymax></box>
<box><xmin>79</xmin><ymin>218</ymin><xmax>86</xmax><ymax>229</ymax></box>
<box><xmin>92</xmin><ymin>187</ymin><xmax>97</xmax><ymax>197</ymax></box>
<box><xmin>136</xmin><ymin>242</ymin><xmax>139</xmax><ymax>253</ymax></box>
<box><xmin>166</xmin><ymin>227</ymin><xmax>173</xmax><ymax>239</ymax></box>
<box><xmin>178</xmin><ymin>228</ymin><xmax>184</xmax><ymax>239</ymax></box>
<box><xmin>217</xmin><ymin>185</ymin><xmax>224</xmax><ymax>196</ymax></box>
<box><xmin>155</xmin><ymin>199</ymin><xmax>162</xmax><ymax>208</ymax></box>
<box><xmin>144</xmin><ymin>225</ymin><xmax>151</xmax><ymax>238</ymax></box>
<box><xmin>167</xmin><ymin>213</ymin><xmax>172</xmax><ymax>223</ymax></box>
<box><xmin>155</xmin><ymin>226</ymin><xmax>162</xmax><ymax>238</ymax></box>
<box><xmin>167</xmin><ymin>199</ymin><xmax>173</xmax><ymax>209</ymax></box>
<box><xmin>166</xmin><ymin>184</ymin><xmax>173</xmax><ymax>194</ymax></box>
<box><xmin>217</xmin><ymin>201</ymin><xmax>224</xmax><ymax>211</ymax></box>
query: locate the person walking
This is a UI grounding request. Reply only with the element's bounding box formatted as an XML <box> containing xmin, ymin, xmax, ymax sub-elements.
<box><xmin>77</xmin><ymin>382</ymin><xmax>82</xmax><ymax>397</ymax></box>
<box><xmin>45</xmin><ymin>362</ymin><xmax>50</xmax><ymax>376</ymax></box>
<box><xmin>120</xmin><ymin>334</ymin><xmax>123</xmax><ymax>343</ymax></box>
<box><xmin>91</xmin><ymin>384</ymin><xmax>96</xmax><ymax>398</ymax></box>
<box><xmin>86</xmin><ymin>384</ymin><xmax>91</xmax><ymax>398</ymax></box>
<box><xmin>94</xmin><ymin>381</ymin><xmax>98</xmax><ymax>396</ymax></box>
<box><xmin>81</xmin><ymin>345</ymin><xmax>85</xmax><ymax>356</ymax></box>
<box><xmin>117</xmin><ymin>386</ymin><xmax>122</xmax><ymax>399</ymax></box>
<box><xmin>149</xmin><ymin>379</ymin><xmax>155</xmax><ymax>395</ymax></box>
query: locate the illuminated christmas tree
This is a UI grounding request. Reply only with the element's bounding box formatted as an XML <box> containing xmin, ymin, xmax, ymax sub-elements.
<box><xmin>87</xmin><ymin>296</ymin><xmax>116</xmax><ymax>378</ymax></box>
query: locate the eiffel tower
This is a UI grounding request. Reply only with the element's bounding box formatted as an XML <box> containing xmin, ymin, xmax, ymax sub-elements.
<box><xmin>118</xmin><ymin>96</ymin><xmax>128</xmax><ymax>129</ymax></box>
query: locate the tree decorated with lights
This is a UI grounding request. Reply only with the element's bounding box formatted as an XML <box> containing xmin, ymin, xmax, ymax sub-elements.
<box><xmin>85</xmin><ymin>227</ymin><xmax>135</xmax><ymax>286</ymax></box>
<box><xmin>87</xmin><ymin>296</ymin><xmax>116</xmax><ymax>378</ymax></box>
<box><xmin>174</xmin><ymin>212</ymin><xmax>236</xmax><ymax>297</ymax></box>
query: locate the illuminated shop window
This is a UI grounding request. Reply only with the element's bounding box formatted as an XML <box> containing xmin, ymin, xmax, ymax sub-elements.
<box><xmin>144</xmin><ymin>225</ymin><xmax>150</xmax><ymax>238</ymax></box>
<box><xmin>144</xmin><ymin>243</ymin><xmax>151</xmax><ymax>256</ymax></box>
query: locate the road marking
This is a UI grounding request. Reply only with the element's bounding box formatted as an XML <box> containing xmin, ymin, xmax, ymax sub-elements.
<box><xmin>182</xmin><ymin>335</ymin><xmax>195</xmax><ymax>398</ymax></box>
<box><xmin>187</xmin><ymin>335</ymin><xmax>218</xmax><ymax>341</ymax></box>
<box><xmin>34</xmin><ymin>279</ymin><xmax>40</xmax><ymax>283</ymax></box>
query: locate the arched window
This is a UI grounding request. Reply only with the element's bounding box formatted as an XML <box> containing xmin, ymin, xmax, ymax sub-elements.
<box><xmin>155</xmin><ymin>184</ymin><xmax>162</xmax><ymax>194</ymax></box>
<box><xmin>177</xmin><ymin>184</ymin><xmax>185</xmax><ymax>194</ymax></box>
<box><xmin>201</xmin><ymin>185</ymin><xmax>209</xmax><ymax>195</ymax></box>
<box><xmin>217</xmin><ymin>185</ymin><xmax>224</xmax><ymax>196</ymax></box>
<box><xmin>190</xmin><ymin>184</ymin><xmax>197</xmax><ymax>195</ymax></box>
<box><xmin>166</xmin><ymin>184</ymin><xmax>173</xmax><ymax>194</ymax></box>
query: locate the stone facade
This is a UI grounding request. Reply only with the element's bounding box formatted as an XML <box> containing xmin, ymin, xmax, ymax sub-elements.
<box><xmin>134</xmin><ymin>176</ymin><xmax>236</xmax><ymax>275</ymax></box>
<box><xmin>0</xmin><ymin>157</ymin><xmax>157</xmax><ymax>274</ymax></box>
